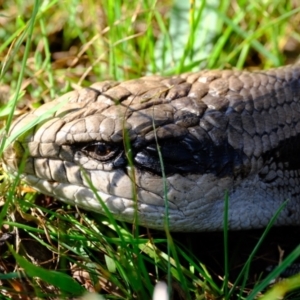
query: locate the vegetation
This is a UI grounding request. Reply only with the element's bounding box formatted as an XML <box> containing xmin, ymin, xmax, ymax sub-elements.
<box><xmin>0</xmin><ymin>0</ymin><xmax>300</xmax><ymax>299</ymax></box>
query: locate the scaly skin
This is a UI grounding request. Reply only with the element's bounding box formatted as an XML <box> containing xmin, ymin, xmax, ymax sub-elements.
<box><xmin>3</xmin><ymin>65</ymin><xmax>300</xmax><ymax>231</ymax></box>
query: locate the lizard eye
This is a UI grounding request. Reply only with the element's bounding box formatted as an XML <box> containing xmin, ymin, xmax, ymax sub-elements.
<box><xmin>81</xmin><ymin>142</ymin><xmax>119</xmax><ymax>161</ymax></box>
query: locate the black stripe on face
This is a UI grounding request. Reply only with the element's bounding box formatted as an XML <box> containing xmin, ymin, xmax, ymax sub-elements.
<box><xmin>73</xmin><ymin>132</ymin><xmax>300</xmax><ymax>181</ymax></box>
<box><xmin>259</xmin><ymin>134</ymin><xmax>300</xmax><ymax>184</ymax></box>
<box><xmin>133</xmin><ymin>135</ymin><xmax>250</xmax><ymax>178</ymax></box>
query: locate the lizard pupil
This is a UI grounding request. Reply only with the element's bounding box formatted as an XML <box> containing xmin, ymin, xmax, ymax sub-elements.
<box><xmin>95</xmin><ymin>143</ymin><xmax>111</xmax><ymax>156</ymax></box>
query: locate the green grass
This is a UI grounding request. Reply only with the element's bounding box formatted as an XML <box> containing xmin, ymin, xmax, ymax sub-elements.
<box><xmin>1</xmin><ymin>0</ymin><xmax>300</xmax><ymax>299</ymax></box>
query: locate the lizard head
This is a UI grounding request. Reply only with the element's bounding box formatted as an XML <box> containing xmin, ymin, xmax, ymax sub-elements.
<box><xmin>3</xmin><ymin>70</ymin><xmax>300</xmax><ymax>231</ymax></box>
